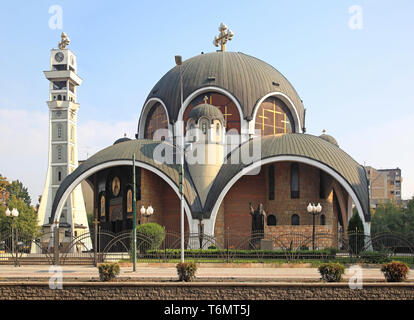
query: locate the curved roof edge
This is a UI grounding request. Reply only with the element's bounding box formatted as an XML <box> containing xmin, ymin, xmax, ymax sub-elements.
<box><xmin>50</xmin><ymin>140</ymin><xmax>203</xmax><ymax>222</ymax></box>
<box><xmin>204</xmin><ymin>134</ymin><xmax>370</xmax><ymax>222</ymax></box>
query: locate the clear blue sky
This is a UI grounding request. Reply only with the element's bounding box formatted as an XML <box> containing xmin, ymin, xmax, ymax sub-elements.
<box><xmin>1</xmin><ymin>0</ymin><xmax>414</xmax><ymax>203</ymax></box>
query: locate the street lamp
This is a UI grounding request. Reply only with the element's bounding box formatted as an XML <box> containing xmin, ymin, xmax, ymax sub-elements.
<box><xmin>140</xmin><ymin>205</ymin><xmax>154</xmax><ymax>223</ymax></box>
<box><xmin>175</xmin><ymin>54</ymin><xmax>185</xmax><ymax>264</ymax></box>
<box><xmin>5</xmin><ymin>207</ymin><xmax>20</xmax><ymax>267</ymax></box>
<box><xmin>307</xmin><ymin>203</ymin><xmax>322</xmax><ymax>250</ymax></box>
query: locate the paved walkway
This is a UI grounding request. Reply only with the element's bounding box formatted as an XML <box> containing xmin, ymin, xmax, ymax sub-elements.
<box><xmin>0</xmin><ymin>265</ymin><xmax>413</xmax><ymax>282</ymax></box>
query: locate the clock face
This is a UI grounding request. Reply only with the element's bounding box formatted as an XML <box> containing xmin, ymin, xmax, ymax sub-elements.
<box><xmin>55</xmin><ymin>52</ymin><xmax>64</xmax><ymax>62</ymax></box>
<box><xmin>111</xmin><ymin>177</ymin><xmax>121</xmax><ymax>197</ymax></box>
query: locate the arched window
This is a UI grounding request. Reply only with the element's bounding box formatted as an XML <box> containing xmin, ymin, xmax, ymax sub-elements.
<box><xmin>255</xmin><ymin>97</ymin><xmax>295</xmax><ymax>136</ymax></box>
<box><xmin>57</xmin><ymin>125</ymin><xmax>62</xmax><ymax>138</ymax></box>
<box><xmin>320</xmin><ymin>214</ymin><xmax>326</xmax><ymax>226</ymax></box>
<box><xmin>57</xmin><ymin>146</ymin><xmax>62</xmax><ymax>160</ymax></box>
<box><xmin>144</xmin><ymin>103</ymin><xmax>168</xmax><ymax>140</ymax></box>
<box><xmin>201</xmin><ymin>121</ymin><xmax>207</xmax><ymax>134</ymax></box>
<box><xmin>267</xmin><ymin>214</ymin><xmax>277</xmax><ymax>226</ymax></box>
<box><xmin>57</xmin><ymin>95</ymin><xmax>62</xmax><ymax>101</ymax></box>
<box><xmin>216</xmin><ymin>123</ymin><xmax>220</xmax><ymax>136</ymax></box>
<box><xmin>183</xmin><ymin>92</ymin><xmax>241</xmax><ymax>133</ymax></box>
<box><xmin>291</xmin><ymin>214</ymin><xmax>300</xmax><ymax>226</ymax></box>
<box><xmin>291</xmin><ymin>163</ymin><xmax>299</xmax><ymax>199</ymax></box>
<box><xmin>58</xmin><ymin>171</ymin><xmax>62</xmax><ymax>182</ymax></box>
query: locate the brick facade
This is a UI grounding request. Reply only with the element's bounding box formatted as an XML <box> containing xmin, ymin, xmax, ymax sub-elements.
<box><xmin>214</xmin><ymin>162</ymin><xmax>341</xmax><ymax>248</ymax></box>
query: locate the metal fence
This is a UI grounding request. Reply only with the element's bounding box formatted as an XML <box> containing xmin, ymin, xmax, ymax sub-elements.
<box><xmin>1</xmin><ymin>228</ymin><xmax>414</xmax><ymax>265</ymax></box>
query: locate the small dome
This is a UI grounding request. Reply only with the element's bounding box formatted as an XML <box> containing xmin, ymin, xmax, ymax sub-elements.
<box><xmin>319</xmin><ymin>130</ymin><xmax>339</xmax><ymax>147</ymax></box>
<box><xmin>113</xmin><ymin>134</ymin><xmax>131</xmax><ymax>145</ymax></box>
<box><xmin>188</xmin><ymin>103</ymin><xmax>224</xmax><ymax>124</ymax></box>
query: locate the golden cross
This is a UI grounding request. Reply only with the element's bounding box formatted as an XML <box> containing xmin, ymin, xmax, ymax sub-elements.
<box><xmin>265</xmin><ymin>101</ymin><xmax>284</xmax><ymax>135</ymax></box>
<box><xmin>213</xmin><ymin>23</ymin><xmax>234</xmax><ymax>52</ymax></box>
<box><xmin>258</xmin><ymin>108</ymin><xmax>268</xmax><ymax>131</ymax></box>
<box><xmin>222</xmin><ymin>105</ymin><xmax>232</xmax><ymax>128</ymax></box>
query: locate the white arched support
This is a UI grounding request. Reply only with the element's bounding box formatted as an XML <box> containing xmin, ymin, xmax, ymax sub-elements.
<box><xmin>175</xmin><ymin>86</ymin><xmax>250</xmax><ymax>144</ymax></box>
<box><xmin>206</xmin><ymin>155</ymin><xmax>369</xmax><ymax>236</ymax></box>
<box><xmin>251</xmin><ymin>92</ymin><xmax>303</xmax><ymax>135</ymax></box>
<box><xmin>137</xmin><ymin>98</ymin><xmax>172</xmax><ymax>139</ymax></box>
<box><xmin>53</xmin><ymin>160</ymin><xmax>196</xmax><ymax>233</ymax></box>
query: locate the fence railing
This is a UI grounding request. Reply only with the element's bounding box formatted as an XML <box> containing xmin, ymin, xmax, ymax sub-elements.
<box><xmin>1</xmin><ymin>228</ymin><xmax>414</xmax><ymax>265</ymax></box>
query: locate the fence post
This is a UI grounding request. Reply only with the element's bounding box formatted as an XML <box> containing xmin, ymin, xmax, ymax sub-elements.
<box><xmin>226</xmin><ymin>227</ymin><xmax>229</xmax><ymax>263</ymax></box>
<box><xmin>93</xmin><ymin>219</ymin><xmax>98</xmax><ymax>267</ymax></box>
<box><xmin>53</xmin><ymin>222</ymin><xmax>60</xmax><ymax>265</ymax></box>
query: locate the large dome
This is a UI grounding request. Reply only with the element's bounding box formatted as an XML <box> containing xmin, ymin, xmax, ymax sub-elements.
<box><xmin>144</xmin><ymin>51</ymin><xmax>305</xmax><ymax>128</ymax></box>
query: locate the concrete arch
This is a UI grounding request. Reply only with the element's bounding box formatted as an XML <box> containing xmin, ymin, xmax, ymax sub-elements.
<box><xmin>251</xmin><ymin>92</ymin><xmax>303</xmax><ymax>134</ymax></box>
<box><xmin>137</xmin><ymin>98</ymin><xmax>171</xmax><ymax>139</ymax></box>
<box><xmin>207</xmin><ymin>155</ymin><xmax>369</xmax><ymax>236</ymax></box>
<box><xmin>52</xmin><ymin>160</ymin><xmax>194</xmax><ymax>232</ymax></box>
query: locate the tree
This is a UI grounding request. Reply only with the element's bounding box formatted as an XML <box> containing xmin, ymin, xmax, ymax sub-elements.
<box><xmin>371</xmin><ymin>199</ymin><xmax>414</xmax><ymax>242</ymax></box>
<box><xmin>0</xmin><ymin>195</ymin><xmax>40</xmax><ymax>239</ymax></box>
<box><xmin>347</xmin><ymin>211</ymin><xmax>365</xmax><ymax>254</ymax></box>
<box><xmin>6</xmin><ymin>180</ymin><xmax>31</xmax><ymax>207</ymax></box>
<box><xmin>0</xmin><ymin>174</ymin><xmax>10</xmax><ymax>205</ymax></box>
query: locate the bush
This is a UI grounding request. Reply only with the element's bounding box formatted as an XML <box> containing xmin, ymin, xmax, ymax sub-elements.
<box><xmin>359</xmin><ymin>251</ymin><xmax>392</xmax><ymax>264</ymax></box>
<box><xmin>176</xmin><ymin>262</ymin><xmax>197</xmax><ymax>282</ymax></box>
<box><xmin>318</xmin><ymin>262</ymin><xmax>345</xmax><ymax>282</ymax></box>
<box><xmin>98</xmin><ymin>263</ymin><xmax>120</xmax><ymax>281</ymax></box>
<box><xmin>381</xmin><ymin>261</ymin><xmax>409</xmax><ymax>282</ymax></box>
<box><xmin>132</xmin><ymin>223</ymin><xmax>165</xmax><ymax>253</ymax></box>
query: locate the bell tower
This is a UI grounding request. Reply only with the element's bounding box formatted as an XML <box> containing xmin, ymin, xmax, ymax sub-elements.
<box><xmin>37</xmin><ymin>33</ymin><xmax>89</xmax><ymax>241</ymax></box>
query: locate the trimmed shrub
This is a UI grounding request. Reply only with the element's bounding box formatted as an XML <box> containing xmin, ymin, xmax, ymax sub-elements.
<box><xmin>132</xmin><ymin>223</ymin><xmax>165</xmax><ymax>253</ymax></box>
<box><xmin>98</xmin><ymin>263</ymin><xmax>120</xmax><ymax>281</ymax></box>
<box><xmin>176</xmin><ymin>262</ymin><xmax>197</xmax><ymax>282</ymax></box>
<box><xmin>318</xmin><ymin>262</ymin><xmax>345</xmax><ymax>282</ymax></box>
<box><xmin>359</xmin><ymin>251</ymin><xmax>391</xmax><ymax>264</ymax></box>
<box><xmin>381</xmin><ymin>261</ymin><xmax>409</xmax><ymax>282</ymax></box>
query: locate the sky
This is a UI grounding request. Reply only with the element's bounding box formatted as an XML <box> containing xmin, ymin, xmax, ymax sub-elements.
<box><xmin>0</xmin><ymin>0</ymin><xmax>413</xmax><ymax>204</ymax></box>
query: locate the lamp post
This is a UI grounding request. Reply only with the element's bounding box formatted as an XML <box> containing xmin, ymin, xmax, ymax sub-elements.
<box><xmin>175</xmin><ymin>55</ymin><xmax>185</xmax><ymax>263</ymax></box>
<box><xmin>132</xmin><ymin>153</ymin><xmax>137</xmax><ymax>272</ymax></box>
<box><xmin>140</xmin><ymin>205</ymin><xmax>154</xmax><ymax>223</ymax></box>
<box><xmin>307</xmin><ymin>203</ymin><xmax>322</xmax><ymax>250</ymax></box>
<box><xmin>5</xmin><ymin>207</ymin><xmax>20</xmax><ymax>267</ymax></box>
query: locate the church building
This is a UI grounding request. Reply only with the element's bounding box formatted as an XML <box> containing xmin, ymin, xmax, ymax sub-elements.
<box><xmin>50</xmin><ymin>25</ymin><xmax>370</xmax><ymax>249</ymax></box>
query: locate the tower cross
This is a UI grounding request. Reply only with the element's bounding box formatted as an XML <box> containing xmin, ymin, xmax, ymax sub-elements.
<box><xmin>213</xmin><ymin>23</ymin><xmax>234</xmax><ymax>52</ymax></box>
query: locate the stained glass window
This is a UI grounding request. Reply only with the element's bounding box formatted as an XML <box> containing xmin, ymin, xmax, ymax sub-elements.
<box><xmin>144</xmin><ymin>103</ymin><xmax>168</xmax><ymax>140</ymax></box>
<box><xmin>183</xmin><ymin>92</ymin><xmax>240</xmax><ymax>133</ymax></box>
<box><xmin>255</xmin><ymin>97</ymin><xmax>295</xmax><ymax>136</ymax></box>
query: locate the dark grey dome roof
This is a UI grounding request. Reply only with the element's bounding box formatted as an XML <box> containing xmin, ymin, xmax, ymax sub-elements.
<box><xmin>188</xmin><ymin>103</ymin><xmax>224</xmax><ymax>123</ymax></box>
<box><xmin>145</xmin><ymin>51</ymin><xmax>305</xmax><ymax>127</ymax></box>
<box><xmin>319</xmin><ymin>133</ymin><xmax>339</xmax><ymax>147</ymax></box>
<box><xmin>113</xmin><ymin>137</ymin><xmax>131</xmax><ymax>145</ymax></box>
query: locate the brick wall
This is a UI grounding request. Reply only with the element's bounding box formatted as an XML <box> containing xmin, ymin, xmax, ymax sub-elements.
<box><xmin>140</xmin><ymin>168</ymin><xmax>188</xmax><ymax>234</ymax></box>
<box><xmin>1</xmin><ymin>282</ymin><xmax>413</xmax><ymax>300</ymax></box>
<box><xmin>219</xmin><ymin>162</ymin><xmax>339</xmax><ymax>248</ymax></box>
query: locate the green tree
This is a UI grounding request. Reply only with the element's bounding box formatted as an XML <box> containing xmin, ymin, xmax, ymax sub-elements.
<box><xmin>0</xmin><ymin>195</ymin><xmax>40</xmax><ymax>239</ymax></box>
<box><xmin>6</xmin><ymin>180</ymin><xmax>31</xmax><ymax>207</ymax></box>
<box><xmin>347</xmin><ymin>211</ymin><xmax>365</xmax><ymax>254</ymax></box>
<box><xmin>372</xmin><ymin>199</ymin><xmax>414</xmax><ymax>242</ymax></box>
